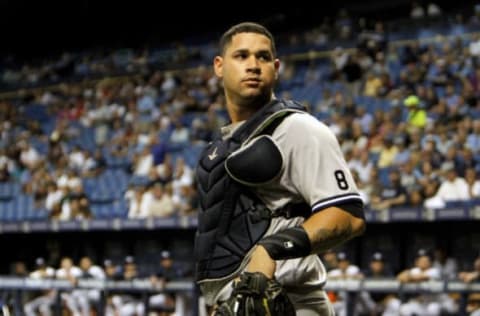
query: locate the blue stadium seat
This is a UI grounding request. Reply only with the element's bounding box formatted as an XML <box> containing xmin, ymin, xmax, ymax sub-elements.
<box><xmin>182</xmin><ymin>143</ymin><xmax>205</xmax><ymax>168</ymax></box>
<box><xmin>111</xmin><ymin>199</ymin><xmax>128</xmax><ymax>218</ymax></box>
<box><xmin>378</xmin><ymin>167</ymin><xmax>392</xmax><ymax>186</ymax></box>
<box><xmin>15</xmin><ymin>194</ymin><xmax>34</xmax><ymax>221</ymax></box>
<box><xmin>90</xmin><ymin>203</ymin><xmax>113</xmax><ymax>219</ymax></box>
<box><xmin>24</xmin><ymin>103</ymin><xmax>50</xmax><ymax>121</ymax></box>
<box><xmin>0</xmin><ymin>182</ymin><xmax>14</xmax><ymax>201</ymax></box>
<box><xmin>129</xmin><ymin>175</ymin><xmax>150</xmax><ymax>187</ymax></box>
<box><xmin>89</xmin><ymin>190</ymin><xmax>115</xmax><ymax>204</ymax></box>
<box><xmin>368</xmin><ymin>152</ymin><xmax>380</xmax><ymax>165</ymax></box>
<box><xmin>3</xmin><ymin>200</ymin><xmax>16</xmax><ymax>222</ymax></box>
<box><xmin>444</xmin><ymin>200</ymin><xmax>468</xmax><ymax>208</ymax></box>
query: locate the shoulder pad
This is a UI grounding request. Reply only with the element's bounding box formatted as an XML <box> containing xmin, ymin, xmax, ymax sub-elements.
<box><xmin>225</xmin><ymin>135</ymin><xmax>283</xmax><ymax>186</ymax></box>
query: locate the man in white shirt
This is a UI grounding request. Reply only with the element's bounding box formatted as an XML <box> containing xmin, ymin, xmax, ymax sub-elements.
<box><xmin>24</xmin><ymin>258</ymin><xmax>56</xmax><ymax>316</ymax></box>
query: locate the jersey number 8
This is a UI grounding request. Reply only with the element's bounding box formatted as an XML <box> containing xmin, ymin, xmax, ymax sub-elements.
<box><xmin>334</xmin><ymin>170</ymin><xmax>349</xmax><ymax>190</ymax></box>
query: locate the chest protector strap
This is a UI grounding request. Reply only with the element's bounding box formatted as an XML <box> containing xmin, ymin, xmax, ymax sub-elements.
<box><xmin>194</xmin><ymin>99</ymin><xmax>306</xmax><ymax>282</ymax></box>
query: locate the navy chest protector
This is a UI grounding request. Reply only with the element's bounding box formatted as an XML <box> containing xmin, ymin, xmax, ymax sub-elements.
<box><xmin>194</xmin><ymin>99</ymin><xmax>307</xmax><ymax>282</ymax></box>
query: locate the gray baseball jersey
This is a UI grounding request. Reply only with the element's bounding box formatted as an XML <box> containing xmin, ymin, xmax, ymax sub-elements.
<box><xmin>200</xmin><ymin>111</ymin><xmax>361</xmax><ymax>313</ymax></box>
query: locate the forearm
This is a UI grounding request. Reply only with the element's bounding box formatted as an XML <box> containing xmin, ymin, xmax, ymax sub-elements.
<box><xmin>302</xmin><ymin>206</ymin><xmax>365</xmax><ymax>254</ymax></box>
<box><xmin>248</xmin><ymin>206</ymin><xmax>365</xmax><ymax>278</ymax></box>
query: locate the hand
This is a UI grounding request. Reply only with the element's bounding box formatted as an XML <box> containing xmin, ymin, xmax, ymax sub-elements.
<box><xmin>396</xmin><ymin>270</ymin><xmax>410</xmax><ymax>283</ymax></box>
<box><xmin>459</xmin><ymin>271</ymin><xmax>479</xmax><ymax>283</ymax></box>
<box><xmin>245</xmin><ymin>245</ymin><xmax>276</xmax><ymax>279</ymax></box>
<box><xmin>214</xmin><ymin>272</ymin><xmax>295</xmax><ymax>316</ymax></box>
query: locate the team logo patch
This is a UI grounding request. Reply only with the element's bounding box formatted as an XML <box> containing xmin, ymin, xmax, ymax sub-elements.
<box><xmin>208</xmin><ymin>147</ymin><xmax>218</xmax><ymax>160</ymax></box>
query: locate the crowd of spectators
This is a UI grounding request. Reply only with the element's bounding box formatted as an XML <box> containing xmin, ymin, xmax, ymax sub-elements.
<box><xmin>323</xmin><ymin>247</ymin><xmax>480</xmax><ymax>316</ymax></box>
<box><xmin>4</xmin><ymin>250</ymin><xmax>191</xmax><ymax>316</ymax></box>
<box><xmin>2</xmin><ymin>4</ymin><xmax>480</xmax><ymax>220</ymax></box>
<box><xmin>2</xmin><ymin>247</ymin><xmax>479</xmax><ymax>316</ymax></box>
<box><xmin>1</xmin><ymin>2</ymin><xmax>480</xmax><ymax>315</ymax></box>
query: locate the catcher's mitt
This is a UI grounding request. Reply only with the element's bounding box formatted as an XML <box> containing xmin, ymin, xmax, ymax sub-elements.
<box><xmin>215</xmin><ymin>272</ymin><xmax>295</xmax><ymax>316</ymax></box>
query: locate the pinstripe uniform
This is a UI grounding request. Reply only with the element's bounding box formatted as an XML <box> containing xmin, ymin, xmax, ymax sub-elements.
<box><xmin>201</xmin><ymin>110</ymin><xmax>362</xmax><ymax>315</ymax></box>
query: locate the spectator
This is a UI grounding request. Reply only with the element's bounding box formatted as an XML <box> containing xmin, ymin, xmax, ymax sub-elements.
<box><xmin>427</xmin><ymin>58</ymin><xmax>453</xmax><ymax>87</ymax></box>
<box><xmin>404</xmin><ymin>95</ymin><xmax>427</xmax><ymax>130</ymax></box>
<box><xmin>322</xmin><ymin>249</ymin><xmax>339</xmax><ymax>272</ymax></box>
<box><xmin>70</xmin><ymin>183</ymin><xmax>92</xmax><ymax>220</ymax></box>
<box><xmin>465</xmin><ymin>167</ymin><xmax>480</xmax><ymax>198</ymax></box>
<box><xmin>424</xmin><ymin>161</ymin><xmax>469</xmax><ymax>209</ymax></box>
<box><xmin>171</xmin><ymin>157</ymin><xmax>193</xmax><ymax>196</ymax></box>
<box><xmin>467</xmin><ymin>120</ymin><xmax>480</xmax><ymax>153</ymax></box>
<box><xmin>174</xmin><ymin>183</ymin><xmax>199</xmax><ymax>216</ymax></box>
<box><xmin>0</xmin><ymin>148</ymin><xmax>15</xmax><ymax>182</ymax></box>
<box><xmin>149</xmin><ymin>250</ymin><xmax>187</xmax><ymax>315</ymax></box>
<box><xmin>427</xmin><ymin>2</ymin><xmax>442</xmax><ymax>17</ymax></box>
<box><xmin>467</xmin><ymin>293</ymin><xmax>480</xmax><ymax>316</ymax></box>
<box><xmin>362</xmin><ymin>252</ymin><xmax>400</xmax><ymax>316</ymax></box>
<box><xmin>351</xmin><ymin>169</ymin><xmax>370</xmax><ymax>205</ymax></box>
<box><xmin>458</xmin><ymin>255</ymin><xmax>480</xmax><ymax>283</ymax></box>
<box><xmin>86</xmin><ymin>148</ymin><xmax>106</xmax><ymax>177</ymax></box>
<box><xmin>397</xmin><ymin>249</ymin><xmax>457</xmax><ymax>316</ymax></box>
<box><xmin>45</xmin><ymin>181</ymin><xmax>64</xmax><ymax>216</ymax></box>
<box><xmin>432</xmin><ymin>247</ymin><xmax>458</xmax><ymax>280</ymax></box>
<box><xmin>132</xmin><ymin>145</ymin><xmax>154</xmax><ymax>177</ymax></box>
<box><xmin>140</xmin><ymin>182</ymin><xmax>175</xmax><ymax>218</ymax></box>
<box><xmin>342</xmin><ymin>53</ymin><xmax>363</xmax><ymax>98</ymax></box>
<box><xmin>126</xmin><ymin>184</ymin><xmax>146</xmax><ymax>219</ymax></box>
<box><xmin>370</xmin><ymin>168</ymin><xmax>408</xmax><ymax>210</ymax></box>
<box><xmin>55</xmin><ymin>257</ymin><xmax>83</xmax><ymax>316</ymax></box>
<box><xmin>111</xmin><ymin>256</ymin><xmax>145</xmax><ymax>316</ymax></box>
<box><xmin>328</xmin><ymin>252</ymin><xmax>364</xmax><ymax>316</ymax></box>
<box><xmin>363</xmin><ymin>72</ymin><xmax>383</xmax><ymax>97</ymax></box>
<box><xmin>169</xmin><ymin>120</ymin><xmax>189</xmax><ymax>144</ymax></box>
<box><xmin>411</xmin><ymin>1</ymin><xmax>425</xmax><ymax>19</ymax></box>
<box><xmin>407</xmin><ymin>185</ymin><xmax>426</xmax><ymax>207</ymax></box>
<box><xmin>24</xmin><ymin>258</ymin><xmax>56</xmax><ymax>316</ymax></box>
<box><xmin>377</xmin><ymin>134</ymin><xmax>399</xmax><ymax>168</ymax></box>
<box><xmin>72</xmin><ymin>256</ymin><xmax>106</xmax><ymax>315</ymax></box>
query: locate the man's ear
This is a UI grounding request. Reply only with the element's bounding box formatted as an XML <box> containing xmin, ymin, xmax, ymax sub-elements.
<box><xmin>214</xmin><ymin>56</ymin><xmax>223</xmax><ymax>78</ymax></box>
<box><xmin>274</xmin><ymin>59</ymin><xmax>280</xmax><ymax>80</ymax></box>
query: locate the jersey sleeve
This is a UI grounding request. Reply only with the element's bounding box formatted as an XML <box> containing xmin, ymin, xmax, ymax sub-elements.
<box><xmin>275</xmin><ymin>113</ymin><xmax>363</xmax><ymax>212</ymax></box>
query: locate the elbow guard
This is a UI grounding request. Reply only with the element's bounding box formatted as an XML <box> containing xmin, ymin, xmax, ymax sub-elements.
<box><xmin>258</xmin><ymin>226</ymin><xmax>311</xmax><ymax>260</ymax></box>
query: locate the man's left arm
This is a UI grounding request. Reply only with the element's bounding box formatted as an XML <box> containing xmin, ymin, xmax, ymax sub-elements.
<box><xmin>247</xmin><ymin>206</ymin><xmax>365</xmax><ymax>278</ymax></box>
<box><xmin>246</xmin><ymin>113</ymin><xmax>366</xmax><ymax>278</ymax></box>
<box><xmin>302</xmin><ymin>205</ymin><xmax>365</xmax><ymax>254</ymax></box>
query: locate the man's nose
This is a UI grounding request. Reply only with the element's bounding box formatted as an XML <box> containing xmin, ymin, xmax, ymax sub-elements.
<box><xmin>246</xmin><ymin>56</ymin><xmax>261</xmax><ymax>73</ymax></box>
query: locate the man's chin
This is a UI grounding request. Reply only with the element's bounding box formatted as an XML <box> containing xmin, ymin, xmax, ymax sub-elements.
<box><xmin>238</xmin><ymin>93</ymin><xmax>270</xmax><ymax>107</ymax></box>
<box><xmin>243</xmin><ymin>88</ymin><xmax>269</xmax><ymax>99</ymax></box>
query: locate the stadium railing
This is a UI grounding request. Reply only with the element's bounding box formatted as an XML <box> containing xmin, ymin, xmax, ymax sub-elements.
<box><xmin>0</xmin><ymin>200</ymin><xmax>479</xmax><ymax>234</ymax></box>
<box><xmin>0</xmin><ymin>276</ymin><xmax>478</xmax><ymax>316</ymax></box>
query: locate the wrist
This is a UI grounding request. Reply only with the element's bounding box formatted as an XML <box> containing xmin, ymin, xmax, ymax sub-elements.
<box><xmin>246</xmin><ymin>245</ymin><xmax>276</xmax><ymax>279</ymax></box>
<box><xmin>258</xmin><ymin>226</ymin><xmax>311</xmax><ymax>260</ymax></box>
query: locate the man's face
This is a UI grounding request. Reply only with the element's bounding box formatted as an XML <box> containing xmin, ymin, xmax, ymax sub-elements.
<box><xmin>338</xmin><ymin>259</ymin><xmax>350</xmax><ymax>270</ymax></box>
<box><xmin>416</xmin><ymin>255</ymin><xmax>431</xmax><ymax>270</ymax></box>
<box><xmin>370</xmin><ymin>260</ymin><xmax>384</xmax><ymax>274</ymax></box>
<box><xmin>214</xmin><ymin>32</ymin><xmax>279</xmax><ymax>107</ymax></box>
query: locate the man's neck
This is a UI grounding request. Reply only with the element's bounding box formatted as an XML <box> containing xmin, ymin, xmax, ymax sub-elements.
<box><xmin>227</xmin><ymin>97</ymin><xmax>273</xmax><ymax>123</ymax></box>
<box><xmin>227</xmin><ymin>105</ymin><xmax>259</xmax><ymax>123</ymax></box>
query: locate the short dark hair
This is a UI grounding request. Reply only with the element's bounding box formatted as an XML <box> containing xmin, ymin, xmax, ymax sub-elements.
<box><xmin>219</xmin><ymin>22</ymin><xmax>276</xmax><ymax>57</ymax></box>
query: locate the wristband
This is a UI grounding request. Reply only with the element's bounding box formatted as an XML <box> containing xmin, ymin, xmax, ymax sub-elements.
<box><xmin>258</xmin><ymin>226</ymin><xmax>311</xmax><ymax>260</ymax></box>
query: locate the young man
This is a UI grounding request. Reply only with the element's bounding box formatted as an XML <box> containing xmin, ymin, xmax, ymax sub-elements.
<box><xmin>195</xmin><ymin>22</ymin><xmax>366</xmax><ymax>315</ymax></box>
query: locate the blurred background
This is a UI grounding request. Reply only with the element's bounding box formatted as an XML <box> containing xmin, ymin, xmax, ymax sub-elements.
<box><xmin>1</xmin><ymin>0</ymin><xmax>480</xmax><ymax>315</ymax></box>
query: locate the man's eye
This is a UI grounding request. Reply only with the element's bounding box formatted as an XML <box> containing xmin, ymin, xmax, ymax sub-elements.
<box><xmin>257</xmin><ymin>54</ymin><xmax>271</xmax><ymax>61</ymax></box>
<box><xmin>235</xmin><ymin>53</ymin><xmax>248</xmax><ymax>59</ymax></box>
